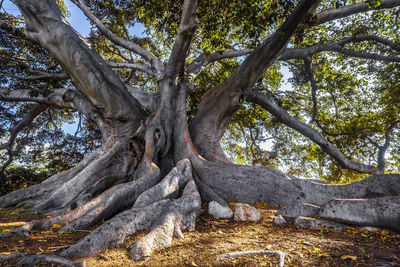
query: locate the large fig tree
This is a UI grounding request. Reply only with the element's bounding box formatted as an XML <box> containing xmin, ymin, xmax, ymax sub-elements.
<box><xmin>1</xmin><ymin>0</ymin><xmax>400</xmax><ymax>261</ymax></box>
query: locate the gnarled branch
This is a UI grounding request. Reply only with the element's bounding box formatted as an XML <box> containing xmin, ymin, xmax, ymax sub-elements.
<box><xmin>15</xmin><ymin>0</ymin><xmax>144</xmax><ymax>124</ymax></box>
<box><xmin>304</xmin><ymin>57</ymin><xmax>318</xmax><ymax>123</ymax></box>
<box><xmin>190</xmin><ymin>0</ymin><xmax>321</xmax><ymax>160</ymax></box>
<box><xmin>280</xmin><ymin>42</ymin><xmax>400</xmax><ymax>62</ymax></box>
<box><xmin>70</xmin><ymin>0</ymin><xmax>162</xmax><ymax>75</ymax></box>
<box><xmin>0</xmin><ymin>70</ymin><xmax>69</xmax><ymax>81</ymax></box>
<box><xmin>108</xmin><ymin>62</ymin><xmax>155</xmax><ymax>77</ymax></box>
<box><xmin>247</xmin><ymin>89</ymin><xmax>380</xmax><ymax>174</ymax></box>
<box><xmin>0</xmin><ymin>88</ymin><xmax>70</xmax><ymax>106</ymax></box>
<box><xmin>186</xmin><ymin>49</ymin><xmax>252</xmax><ymax>75</ymax></box>
<box><xmin>0</xmin><ymin>103</ymin><xmax>48</xmax><ymax>175</ymax></box>
<box><xmin>315</xmin><ymin>0</ymin><xmax>400</xmax><ymax>26</ymax></box>
<box><xmin>165</xmin><ymin>0</ymin><xmax>198</xmax><ymax>79</ymax></box>
<box><xmin>338</xmin><ymin>35</ymin><xmax>400</xmax><ymax>52</ymax></box>
<box><xmin>377</xmin><ymin>122</ymin><xmax>398</xmax><ymax>173</ymax></box>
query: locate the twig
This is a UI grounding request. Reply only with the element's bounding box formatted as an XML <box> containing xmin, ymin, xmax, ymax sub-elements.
<box><xmin>48</xmin><ymin>245</ymin><xmax>71</xmax><ymax>250</ymax></box>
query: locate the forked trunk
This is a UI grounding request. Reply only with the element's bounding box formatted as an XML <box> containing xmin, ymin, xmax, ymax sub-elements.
<box><xmin>2</xmin><ymin>0</ymin><xmax>400</xmax><ymax>265</ymax></box>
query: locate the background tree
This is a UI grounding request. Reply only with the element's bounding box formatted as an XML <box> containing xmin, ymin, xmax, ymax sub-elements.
<box><xmin>1</xmin><ymin>0</ymin><xmax>400</xmax><ymax>263</ymax></box>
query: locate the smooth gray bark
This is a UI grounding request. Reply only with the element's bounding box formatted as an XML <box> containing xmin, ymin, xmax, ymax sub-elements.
<box><xmin>1</xmin><ymin>0</ymin><xmax>400</xmax><ymax>263</ymax></box>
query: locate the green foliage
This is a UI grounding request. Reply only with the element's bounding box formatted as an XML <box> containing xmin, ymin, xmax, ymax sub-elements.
<box><xmin>0</xmin><ymin>165</ymin><xmax>48</xmax><ymax>196</ymax></box>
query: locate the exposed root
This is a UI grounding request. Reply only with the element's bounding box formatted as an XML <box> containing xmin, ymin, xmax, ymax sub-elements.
<box><xmin>133</xmin><ymin>159</ymin><xmax>191</xmax><ymax>208</ymax></box>
<box><xmin>129</xmin><ymin>178</ymin><xmax>201</xmax><ymax>261</ymax></box>
<box><xmin>58</xmin><ymin>169</ymin><xmax>160</xmax><ymax>233</ymax></box>
<box><xmin>16</xmin><ymin>254</ymin><xmax>84</xmax><ymax>267</ymax></box>
<box><xmin>195</xmin><ymin>160</ymin><xmax>400</xmax><ymax>206</ymax></box>
<box><xmin>34</xmin><ymin>143</ymin><xmax>129</xmax><ymax>214</ymax></box>
<box><xmin>130</xmin><ymin>213</ymin><xmax>176</xmax><ymax>261</ymax></box>
<box><xmin>0</xmin><ymin>253</ymin><xmax>84</xmax><ymax>267</ymax></box>
<box><xmin>277</xmin><ymin>203</ymin><xmax>320</xmax><ymax>218</ymax></box>
<box><xmin>0</xmin><ymin>253</ymin><xmax>24</xmax><ymax>263</ymax></box>
<box><xmin>319</xmin><ymin>195</ymin><xmax>400</xmax><ymax>231</ymax></box>
<box><xmin>6</xmin><ymin>165</ymin><xmax>160</xmax><ymax>238</ymax></box>
<box><xmin>294</xmin><ymin>216</ymin><xmax>347</xmax><ymax>232</ymax></box>
<box><xmin>217</xmin><ymin>250</ymin><xmax>286</xmax><ymax>267</ymax></box>
<box><xmin>71</xmin><ymin>174</ymin><xmax>128</xmax><ymax>210</ymax></box>
<box><xmin>193</xmin><ymin>168</ymin><xmax>230</xmax><ymax>208</ymax></box>
<box><xmin>0</xmin><ymin>145</ymin><xmax>105</xmax><ymax>208</ymax></box>
<box><xmin>61</xmin><ymin>170</ymin><xmax>201</xmax><ymax>259</ymax></box>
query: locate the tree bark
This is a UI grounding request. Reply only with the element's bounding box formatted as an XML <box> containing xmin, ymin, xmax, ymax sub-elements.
<box><xmin>2</xmin><ymin>0</ymin><xmax>400</xmax><ymax>263</ymax></box>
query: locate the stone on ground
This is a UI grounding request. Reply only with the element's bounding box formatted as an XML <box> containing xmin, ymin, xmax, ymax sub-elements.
<box><xmin>233</xmin><ymin>203</ymin><xmax>261</xmax><ymax>222</ymax></box>
<box><xmin>273</xmin><ymin>215</ymin><xmax>287</xmax><ymax>226</ymax></box>
<box><xmin>277</xmin><ymin>203</ymin><xmax>320</xmax><ymax>218</ymax></box>
<box><xmin>208</xmin><ymin>201</ymin><xmax>232</xmax><ymax>218</ymax></box>
<box><xmin>294</xmin><ymin>217</ymin><xmax>346</xmax><ymax>231</ymax></box>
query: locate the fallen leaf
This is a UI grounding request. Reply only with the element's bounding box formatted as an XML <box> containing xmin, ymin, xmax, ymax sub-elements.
<box><xmin>319</xmin><ymin>253</ymin><xmax>331</xmax><ymax>258</ymax></box>
<box><xmin>381</xmin><ymin>230</ymin><xmax>390</xmax><ymax>235</ymax></box>
<box><xmin>341</xmin><ymin>255</ymin><xmax>357</xmax><ymax>261</ymax></box>
<box><xmin>50</xmin><ymin>224</ymin><xmax>62</xmax><ymax>229</ymax></box>
<box><xmin>0</xmin><ymin>222</ymin><xmax>26</xmax><ymax>227</ymax></box>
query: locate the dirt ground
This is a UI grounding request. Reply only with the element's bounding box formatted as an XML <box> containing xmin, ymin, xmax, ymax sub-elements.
<box><xmin>0</xmin><ymin>203</ymin><xmax>399</xmax><ymax>266</ymax></box>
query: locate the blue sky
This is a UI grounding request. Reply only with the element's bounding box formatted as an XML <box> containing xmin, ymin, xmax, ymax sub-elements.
<box><xmin>1</xmin><ymin>0</ymin><xmax>145</xmax><ymax>37</ymax></box>
<box><xmin>2</xmin><ymin>0</ymin><xmax>90</xmax><ymax>36</ymax></box>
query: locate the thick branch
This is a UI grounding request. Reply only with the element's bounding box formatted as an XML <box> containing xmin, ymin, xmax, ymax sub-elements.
<box><xmin>0</xmin><ymin>87</ymin><xmax>112</xmax><ymax>141</ymax></box>
<box><xmin>0</xmin><ymin>70</ymin><xmax>69</xmax><ymax>81</ymax></box>
<box><xmin>125</xmin><ymin>85</ymin><xmax>158</xmax><ymax>114</ymax></box>
<box><xmin>165</xmin><ymin>0</ymin><xmax>198</xmax><ymax>79</ymax></box>
<box><xmin>0</xmin><ymin>88</ymin><xmax>89</xmax><ymax>114</ymax></box>
<box><xmin>377</xmin><ymin>123</ymin><xmax>397</xmax><ymax>173</ymax></box>
<box><xmin>315</xmin><ymin>0</ymin><xmax>400</xmax><ymax>25</ymax></box>
<box><xmin>193</xmin><ymin>158</ymin><xmax>400</xmax><ymax>207</ymax></box>
<box><xmin>338</xmin><ymin>35</ymin><xmax>400</xmax><ymax>52</ymax></box>
<box><xmin>280</xmin><ymin>42</ymin><xmax>400</xmax><ymax>62</ymax></box>
<box><xmin>108</xmin><ymin>62</ymin><xmax>155</xmax><ymax>77</ymax></box>
<box><xmin>15</xmin><ymin>0</ymin><xmax>144</xmax><ymax>124</ymax></box>
<box><xmin>186</xmin><ymin>49</ymin><xmax>252</xmax><ymax>75</ymax></box>
<box><xmin>304</xmin><ymin>57</ymin><xmax>318</xmax><ymax>123</ymax></box>
<box><xmin>226</xmin><ymin>0</ymin><xmax>320</xmax><ymax>90</ymax></box>
<box><xmin>190</xmin><ymin>0</ymin><xmax>321</xmax><ymax>160</ymax></box>
<box><xmin>247</xmin><ymin>89</ymin><xmax>379</xmax><ymax>174</ymax></box>
<box><xmin>0</xmin><ymin>88</ymin><xmax>68</xmax><ymax>105</ymax></box>
<box><xmin>70</xmin><ymin>0</ymin><xmax>162</xmax><ymax>74</ymax></box>
<box><xmin>188</xmin><ymin>34</ymin><xmax>400</xmax><ymax>76</ymax></box>
<box><xmin>186</xmin><ymin>2</ymin><xmax>400</xmax><ymax>75</ymax></box>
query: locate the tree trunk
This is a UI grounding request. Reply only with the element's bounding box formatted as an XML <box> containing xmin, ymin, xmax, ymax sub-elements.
<box><xmin>1</xmin><ymin>0</ymin><xmax>400</xmax><ymax>263</ymax></box>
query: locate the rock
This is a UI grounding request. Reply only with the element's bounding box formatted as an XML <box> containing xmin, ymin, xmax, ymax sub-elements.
<box><xmin>294</xmin><ymin>216</ymin><xmax>346</xmax><ymax>231</ymax></box>
<box><xmin>233</xmin><ymin>203</ymin><xmax>261</xmax><ymax>222</ymax></box>
<box><xmin>358</xmin><ymin>226</ymin><xmax>382</xmax><ymax>232</ymax></box>
<box><xmin>277</xmin><ymin>203</ymin><xmax>320</xmax><ymax>218</ymax></box>
<box><xmin>373</xmin><ymin>262</ymin><xmax>399</xmax><ymax>267</ymax></box>
<box><xmin>208</xmin><ymin>201</ymin><xmax>232</xmax><ymax>218</ymax></box>
<box><xmin>273</xmin><ymin>215</ymin><xmax>287</xmax><ymax>226</ymax></box>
